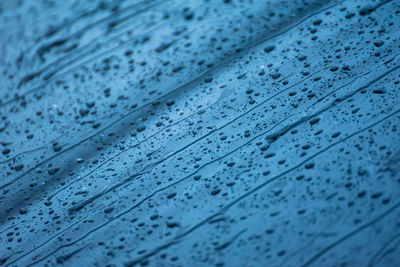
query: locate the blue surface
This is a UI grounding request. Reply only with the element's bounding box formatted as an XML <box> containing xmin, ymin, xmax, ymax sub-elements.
<box><xmin>0</xmin><ymin>0</ymin><xmax>400</xmax><ymax>266</ymax></box>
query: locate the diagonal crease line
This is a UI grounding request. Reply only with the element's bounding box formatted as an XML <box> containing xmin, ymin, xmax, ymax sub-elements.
<box><xmin>367</xmin><ymin>232</ymin><xmax>400</xmax><ymax>267</ymax></box>
<box><xmin>16</xmin><ymin>0</ymin><xmax>178</xmax><ymax>91</ymax></box>
<box><xmin>19</xmin><ymin>84</ymin><xmax>400</xmax><ymax>266</ymax></box>
<box><xmin>1</xmin><ymin>0</ymin><xmax>340</xmax><ymax>108</ymax></box>
<box><xmin>302</xmin><ymin>201</ymin><xmax>400</xmax><ymax>267</ymax></box>
<box><xmin>47</xmin><ymin>89</ymin><xmax>233</xmax><ymax>200</ymax></box>
<box><xmin>0</xmin><ymin>0</ymin><xmax>344</xmax><ymax>190</ymax></box>
<box><xmin>124</xmin><ymin>108</ymin><xmax>400</xmax><ymax>266</ymax></box>
<box><xmin>66</xmin><ymin>61</ymin><xmax>400</xmax><ymax>214</ymax></box>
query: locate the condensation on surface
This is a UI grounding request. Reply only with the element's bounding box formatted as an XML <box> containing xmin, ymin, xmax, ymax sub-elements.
<box><xmin>1</xmin><ymin>0</ymin><xmax>400</xmax><ymax>266</ymax></box>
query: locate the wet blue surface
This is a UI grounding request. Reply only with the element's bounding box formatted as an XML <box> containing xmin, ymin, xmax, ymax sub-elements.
<box><xmin>0</xmin><ymin>0</ymin><xmax>400</xmax><ymax>266</ymax></box>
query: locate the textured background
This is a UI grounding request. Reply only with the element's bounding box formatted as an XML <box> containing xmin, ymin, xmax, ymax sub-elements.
<box><xmin>1</xmin><ymin>0</ymin><xmax>400</xmax><ymax>266</ymax></box>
